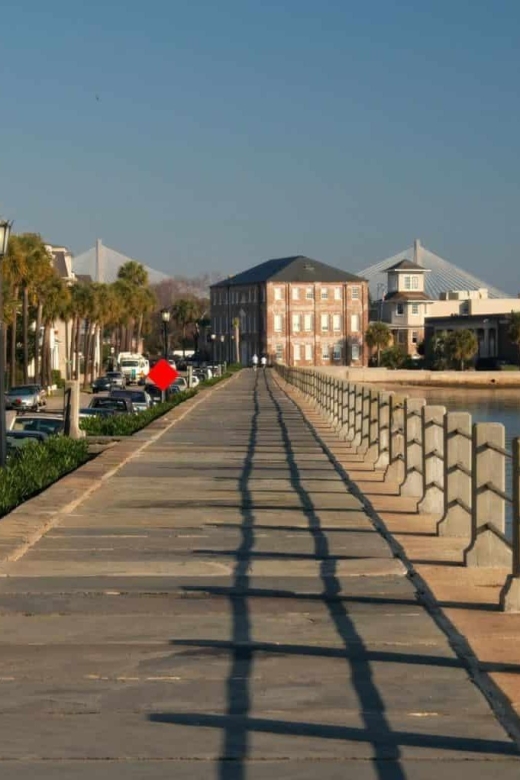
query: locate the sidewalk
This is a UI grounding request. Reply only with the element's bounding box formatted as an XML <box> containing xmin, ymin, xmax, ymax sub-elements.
<box><xmin>0</xmin><ymin>370</ymin><xmax>517</xmax><ymax>777</ymax></box>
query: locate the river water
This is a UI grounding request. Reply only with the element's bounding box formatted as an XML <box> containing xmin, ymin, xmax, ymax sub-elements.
<box><xmin>383</xmin><ymin>385</ymin><xmax>520</xmax><ymax>537</ymax></box>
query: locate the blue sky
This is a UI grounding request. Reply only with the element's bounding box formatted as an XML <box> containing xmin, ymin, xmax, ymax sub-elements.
<box><xmin>1</xmin><ymin>0</ymin><xmax>520</xmax><ymax>290</ymax></box>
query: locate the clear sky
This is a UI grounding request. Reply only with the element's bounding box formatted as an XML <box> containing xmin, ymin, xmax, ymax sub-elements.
<box><xmin>1</xmin><ymin>0</ymin><xmax>520</xmax><ymax>290</ymax></box>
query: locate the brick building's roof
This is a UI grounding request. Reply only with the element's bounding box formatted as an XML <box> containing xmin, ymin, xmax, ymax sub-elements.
<box><xmin>212</xmin><ymin>256</ymin><xmax>365</xmax><ymax>287</ymax></box>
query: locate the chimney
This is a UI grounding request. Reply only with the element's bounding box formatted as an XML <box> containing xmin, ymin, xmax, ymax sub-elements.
<box><xmin>413</xmin><ymin>238</ymin><xmax>422</xmax><ymax>266</ymax></box>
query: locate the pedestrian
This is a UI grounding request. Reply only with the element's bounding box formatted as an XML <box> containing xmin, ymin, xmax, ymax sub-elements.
<box><xmin>252</xmin><ymin>353</ymin><xmax>259</xmax><ymax>371</ymax></box>
<box><xmin>260</xmin><ymin>355</ymin><xmax>267</xmax><ymax>370</ymax></box>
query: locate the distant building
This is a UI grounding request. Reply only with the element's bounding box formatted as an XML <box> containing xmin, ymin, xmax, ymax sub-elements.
<box><xmin>210</xmin><ymin>255</ymin><xmax>369</xmax><ymax>366</ymax></box>
<box><xmin>377</xmin><ymin>259</ymin><xmax>432</xmax><ymax>355</ymax></box>
<box><xmin>424</xmin><ymin>312</ymin><xmax>519</xmax><ymax>365</ymax></box>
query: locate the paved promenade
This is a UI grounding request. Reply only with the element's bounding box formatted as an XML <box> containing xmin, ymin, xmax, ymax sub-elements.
<box><xmin>0</xmin><ymin>371</ymin><xmax>518</xmax><ymax>778</ymax></box>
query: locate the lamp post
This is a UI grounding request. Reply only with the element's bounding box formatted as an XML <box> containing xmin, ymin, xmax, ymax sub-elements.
<box><xmin>219</xmin><ymin>334</ymin><xmax>225</xmax><ymax>363</ymax></box>
<box><xmin>210</xmin><ymin>333</ymin><xmax>216</xmax><ymax>368</ymax></box>
<box><xmin>0</xmin><ymin>219</ymin><xmax>12</xmax><ymax>467</ymax></box>
<box><xmin>161</xmin><ymin>309</ymin><xmax>171</xmax><ymax>361</ymax></box>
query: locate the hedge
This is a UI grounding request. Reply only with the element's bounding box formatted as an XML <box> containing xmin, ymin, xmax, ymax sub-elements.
<box><xmin>79</xmin><ymin>389</ymin><xmax>198</xmax><ymax>436</ymax></box>
<box><xmin>0</xmin><ymin>437</ymin><xmax>89</xmax><ymax>517</ymax></box>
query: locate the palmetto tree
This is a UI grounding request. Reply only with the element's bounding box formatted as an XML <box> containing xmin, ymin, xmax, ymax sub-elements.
<box><xmin>364</xmin><ymin>321</ymin><xmax>392</xmax><ymax>367</ymax></box>
<box><xmin>40</xmin><ymin>276</ymin><xmax>70</xmax><ymax>386</ymax></box>
<box><xmin>446</xmin><ymin>329</ymin><xmax>478</xmax><ymax>371</ymax></box>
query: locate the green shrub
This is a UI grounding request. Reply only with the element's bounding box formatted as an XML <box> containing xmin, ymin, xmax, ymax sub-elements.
<box><xmin>51</xmin><ymin>369</ymin><xmax>65</xmax><ymax>389</ymax></box>
<box><xmin>80</xmin><ymin>389</ymin><xmax>198</xmax><ymax>436</ymax></box>
<box><xmin>0</xmin><ymin>437</ymin><xmax>89</xmax><ymax>517</ymax></box>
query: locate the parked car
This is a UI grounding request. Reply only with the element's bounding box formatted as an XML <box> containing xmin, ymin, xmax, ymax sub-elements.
<box><xmin>79</xmin><ymin>407</ymin><xmax>118</xmax><ymax>419</ymax></box>
<box><xmin>144</xmin><ymin>384</ymin><xmax>164</xmax><ymax>405</ymax></box>
<box><xmin>6</xmin><ymin>430</ymin><xmax>48</xmax><ymax>455</ymax></box>
<box><xmin>9</xmin><ymin>414</ymin><xmax>64</xmax><ymax>436</ymax></box>
<box><xmin>88</xmin><ymin>396</ymin><xmax>134</xmax><ymax>415</ymax></box>
<box><xmin>5</xmin><ymin>385</ymin><xmax>46</xmax><ymax>411</ymax></box>
<box><xmin>110</xmin><ymin>388</ymin><xmax>152</xmax><ymax>413</ymax></box>
<box><xmin>172</xmin><ymin>377</ymin><xmax>188</xmax><ymax>391</ymax></box>
<box><xmin>91</xmin><ymin>375</ymin><xmax>113</xmax><ymax>393</ymax></box>
<box><xmin>105</xmin><ymin>371</ymin><xmax>126</xmax><ymax>388</ymax></box>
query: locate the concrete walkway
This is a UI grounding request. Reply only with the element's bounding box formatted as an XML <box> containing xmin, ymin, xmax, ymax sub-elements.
<box><xmin>0</xmin><ymin>370</ymin><xmax>518</xmax><ymax>778</ymax></box>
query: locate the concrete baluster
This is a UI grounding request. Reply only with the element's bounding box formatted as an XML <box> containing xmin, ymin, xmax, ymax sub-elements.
<box><xmin>401</xmin><ymin>398</ymin><xmax>426</xmax><ymax>498</ymax></box>
<box><xmin>358</xmin><ymin>387</ymin><xmax>372</xmax><ymax>454</ymax></box>
<box><xmin>333</xmin><ymin>380</ymin><xmax>341</xmax><ymax>430</ymax></box>
<box><xmin>437</xmin><ymin>413</ymin><xmax>472</xmax><ymax>537</ymax></box>
<box><xmin>351</xmin><ymin>385</ymin><xmax>364</xmax><ymax>449</ymax></box>
<box><xmin>500</xmin><ymin>438</ymin><xmax>520</xmax><ymax>611</ymax></box>
<box><xmin>386</xmin><ymin>394</ymin><xmax>406</xmax><ymax>484</ymax></box>
<box><xmin>374</xmin><ymin>391</ymin><xmax>392</xmax><ymax>470</ymax></box>
<box><xmin>365</xmin><ymin>389</ymin><xmax>381</xmax><ymax>463</ymax></box>
<box><xmin>338</xmin><ymin>382</ymin><xmax>350</xmax><ymax>439</ymax></box>
<box><xmin>465</xmin><ymin>423</ymin><xmax>512</xmax><ymax>568</ymax></box>
<box><xmin>345</xmin><ymin>384</ymin><xmax>357</xmax><ymax>442</ymax></box>
<box><xmin>418</xmin><ymin>405</ymin><xmax>446</xmax><ymax>515</ymax></box>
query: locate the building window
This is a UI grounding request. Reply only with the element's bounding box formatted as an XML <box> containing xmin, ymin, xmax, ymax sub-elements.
<box><xmin>351</xmin><ymin>286</ymin><xmax>360</xmax><ymax>299</ymax></box>
<box><xmin>350</xmin><ymin>313</ymin><xmax>360</xmax><ymax>331</ymax></box>
<box><xmin>396</xmin><ymin>303</ymin><xmax>404</xmax><ymax>316</ymax></box>
<box><xmin>412</xmin><ymin>276</ymin><xmax>419</xmax><ymax>289</ymax></box>
<box><xmin>275</xmin><ymin>344</ymin><xmax>283</xmax><ymax>361</ymax></box>
<box><xmin>334</xmin><ymin>287</ymin><xmax>342</xmax><ymax>300</ymax></box>
<box><xmin>411</xmin><ymin>303</ymin><xmax>419</xmax><ymax>315</ymax></box>
<box><xmin>305</xmin><ymin>343</ymin><xmax>312</xmax><ymax>360</ymax></box>
<box><xmin>292</xmin><ymin>287</ymin><xmax>300</xmax><ymax>300</ymax></box>
<box><xmin>404</xmin><ymin>276</ymin><xmax>411</xmax><ymax>290</ymax></box>
<box><xmin>322</xmin><ymin>343</ymin><xmax>330</xmax><ymax>360</ymax></box>
<box><xmin>304</xmin><ymin>313</ymin><xmax>312</xmax><ymax>331</ymax></box>
<box><xmin>321</xmin><ymin>287</ymin><xmax>329</xmax><ymax>300</ymax></box>
<box><xmin>333</xmin><ymin>342</ymin><xmax>342</xmax><ymax>360</ymax></box>
<box><xmin>306</xmin><ymin>287</ymin><xmax>314</xmax><ymax>300</ymax></box>
<box><xmin>292</xmin><ymin>313</ymin><xmax>301</xmax><ymax>333</ymax></box>
<box><xmin>293</xmin><ymin>343</ymin><xmax>301</xmax><ymax>361</ymax></box>
<box><xmin>274</xmin><ymin>287</ymin><xmax>283</xmax><ymax>301</ymax></box>
<box><xmin>351</xmin><ymin>344</ymin><xmax>360</xmax><ymax>360</ymax></box>
<box><xmin>412</xmin><ymin>331</ymin><xmax>419</xmax><ymax>344</ymax></box>
<box><xmin>274</xmin><ymin>314</ymin><xmax>283</xmax><ymax>332</ymax></box>
<box><xmin>333</xmin><ymin>314</ymin><xmax>342</xmax><ymax>331</ymax></box>
<box><xmin>321</xmin><ymin>313</ymin><xmax>329</xmax><ymax>332</ymax></box>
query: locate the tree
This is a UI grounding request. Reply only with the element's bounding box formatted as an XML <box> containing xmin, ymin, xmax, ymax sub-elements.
<box><xmin>446</xmin><ymin>329</ymin><xmax>478</xmax><ymax>371</ymax></box>
<box><xmin>232</xmin><ymin>317</ymin><xmax>240</xmax><ymax>363</ymax></box>
<box><xmin>171</xmin><ymin>298</ymin><xmax>198</xmax><ymax>357</ymax></box>
<box><xmin>364</xmin><ymin>321</ymin><xmax>392</xmax><ymax>367</ymax></box>
<box><xmin>380</xmin><ymin>345</ymin><xmax>406</xmax><ymax>369</ymax></box>
<box><xmin>508</xmin><ymin>311</ymin><xmax>520</xmax><ymax>366</ymax></box>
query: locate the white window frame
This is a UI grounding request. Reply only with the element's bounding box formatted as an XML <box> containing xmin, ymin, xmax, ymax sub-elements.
<box><xmin>396</xmin><ymin>303</ymin><xmax>404</xmax><ymax>316</ymax></box>
<box><xmin>306</xmin><ymin>287</ymin><xmax>314</xmax><ymax>300</ymax></box>
<box><xmin>334</xmin><ymin>287</ymin><xmax>342</xmax><ymax>300</ymax></box>
<box><xmin>305</xmin><ymin>343</ymin><xmax>312</xmax><ymax>360</ymax></box>
<box><xmin>411</xmin><ymin>303</ymin><xmax>419</xmax><ymax>315</ymax></box>
<box><xmin>293</xmin><ymin>343</ymin><xmax>301</xmax><ymax>361</ymax></box>
<box><xmin>351</xmin><ymin>286</ymin><xmax>360</xmax><ymax>299</ymax></box>
<box><xmin>350</xmin><ymin>313</ymin><xmax>360</xmax><ymax>332</ymax></box>
<box><xmin>412</xmin><ymin>331</ymin><xmax>419</xmax><ymax>344</ymax></box>
<box><xmin>332</xmin><ymin>314</ymin><xmax>341</xmax><ymax>332</ymax></box>
<box><xmin>412</xmin><ymin>276</ymin><xmax>419</xmax><ymax>290</ymax></box>
<box><xmin>321</xmin><ymin>287</ymin><xmax>329</xmax><ymax>300</ymax></box>
<box><xmin>274</xmin><ymin>314</ymin><xmax>283</xmax><ymax>332</ymax></box>
<box><xmin>404</xmin><ymin>276</ymin><xmax>411</xmax><ymax>290</ymax></box>
<box><xmin>292</xmin><ymin>287</ymin><xmax>300</xmax><ymax>300</ymax></box>
<box><xmin>351</xmin><ymin>344</ymin><xmax>360</xmax><ymax>360</ymax></box>
<box><xmin>321</xmin><ymin>343</ymin><xmax>330</xmax><ymax>360</ymax></box>
<box><xmin>275</xmin><ymin>344</ymin><xmax>283</xmax><ymax>360</ymax></box>
<box><xmin>321</xmin><ymin>313</ymin><xmax>329</xmax><ymax>332</ymax></box>
<box><xmin>304</xmin><ymin>313</ymin><xmax>312</xmax><ymax>332</ymax></box>
<box><xmin>292</xmin><ymin>313</ymin><xmax>301</xmax><ymax>333</ymax></box>
<box><xmin>333</xmin><ymin>342</ymin><xmax>342</xmax><ymax>360</ymax></box>
<box><xmin>274</xmin><ymin>287</ymin><xmax>283</xmax><ymax>301</ymax></box>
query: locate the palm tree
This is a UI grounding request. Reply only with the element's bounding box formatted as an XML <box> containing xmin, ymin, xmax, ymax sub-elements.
<box><xmin>446</xmin><ymin>329</ymin><xmax>478</xmax><ymax>371</ymax></box>
<box><xmin>508</xmin><ymin>311</ymin><xmax>520</xmax><ymax>366</ymax></box>
<box><xmin>171</xmin><ymin>298</ymin><xmax>198</xmax><ymax>357</ymax></box>
<box><xmin>4</xmin><ymin>236</ymin><xmax>27</xmax><ymax>387</ymax></box>
<box><xmin>40</xmin><ymin>276</ymin><xmax>70</xmax><ymax>387</ymax></box>
<box><xmin>117</xmin><ymin>261</ymin><xmax>149</xmax><ymax>288</ymax></box>
<box><xmin>365</xmin><ymin>321</ymin><xmax>392</xmax><ymax>366</ymax></box>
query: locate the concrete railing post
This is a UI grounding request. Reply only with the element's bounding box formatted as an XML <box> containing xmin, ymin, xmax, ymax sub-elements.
<box><xmin>437</xmin><ymin>412</ymin><xmax>472</xmax><ymax>537</ymax></box>
<box><xmin>401</xmin><ymin>398</ymin><xmax>426</xmax><ymax>498</ymax></box>
<box><xmin>344</xmin><ymin>383</ymin><xmax>355</xmax><ymax>442</ymax></box>
<box><xmin>338</xmin><ymin>382</ymin><xmax>348</xmax><ymax>437</ymax></box>
<box><xmin>500</xmin><ymin>438</ymin><xmax>520</xmax><ymax>611</ymax></box>
<box><xmin>351</xmin><ymin>385</ymin><xmax>363</xmax><ymax>449</ymax></box>
<box><xmin>65</xmin><ymin>380</ymin><xmax>84</xmax><ymax>439</ymax></box>
<box><xmin>358</xmin><ymin>387</ymin><xmax>372</xmax><ymax>454</ymax></box>
<box><xmin>386</xmin><ymin>394</ymin><xmax>406</xmax><ymax>484</ymax></box>
<box><xmin>374</xmin><ymin>391</ymin><xmax>392</xmax><ymax>470</ymax></box>
<box><xmin>418</xmin><ymin>405</ymin><xmax>446</xmax><ymax>515</ymax></box>
<box><xmin>366</xmin><ymin>389</ymin><xmax>381</xmax><ymax>463</ymax></box>
<box><xmin>465</xmin><ymin>423</ymin><xmax>512</xmax><ymax>568</ymax></box>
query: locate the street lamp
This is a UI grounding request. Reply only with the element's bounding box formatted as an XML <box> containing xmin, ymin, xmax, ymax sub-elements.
<box><xmin>161</xmin><ymin>309</ymin><xmax>171</xmax><ymax>361</ymax></box>
<box><xmin>210</xmin><ymin>333</ymin><xmax>216</xmax><ymax>367</ymax></box>
<box><xmin>0</xmin><ymin>218</ymin><xmax>12</xmax><ymax>467</ymax></box>
<box><xmin>219</xmin><ymin>334</ymin><xmax>225</xmax><ymax>362</ymax></box>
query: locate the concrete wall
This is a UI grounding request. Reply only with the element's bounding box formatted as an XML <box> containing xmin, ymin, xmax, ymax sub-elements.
<box><xmin>312</xmin><ymin>366</ymin><xmax>520</xmax><ymax>387</ymax></box>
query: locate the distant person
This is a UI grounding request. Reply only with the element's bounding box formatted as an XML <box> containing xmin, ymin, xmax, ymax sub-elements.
<box><xmin>260</xmin><ymin>355</ymin><xmax>267</xmax><ymax>369</ymax></box>
<box><xmin>252</xmin><ymin>354</ymin><xmax>259</xmax><ymax>371</ymax></box>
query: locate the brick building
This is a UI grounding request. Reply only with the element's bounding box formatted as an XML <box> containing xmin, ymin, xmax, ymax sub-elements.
<box><xmin>210</xmin><ymin>255</ymin><xmax>369</xmax><ymax>366</ymax></box>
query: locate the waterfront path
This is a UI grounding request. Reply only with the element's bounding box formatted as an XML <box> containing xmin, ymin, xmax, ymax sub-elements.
<box><xmin>0</xmin><ymin>371</ymin><xmax>518</xmax><ymax>778</ymax></box>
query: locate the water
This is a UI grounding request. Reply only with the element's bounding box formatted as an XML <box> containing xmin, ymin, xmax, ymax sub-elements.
<box><xmin>384</xmin><ymin>385</ymin><xmax>520</xmax><ymax>538</ymax></box>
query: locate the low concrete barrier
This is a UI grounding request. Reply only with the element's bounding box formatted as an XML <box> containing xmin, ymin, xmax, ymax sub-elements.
<box><xmin>276</xmin><ymin>365</ymin><xmax>520</xmax><ymax>612</ymax></box>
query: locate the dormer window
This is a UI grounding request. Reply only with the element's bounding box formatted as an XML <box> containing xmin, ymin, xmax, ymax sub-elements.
<box><xmin>404</xmin><ymin>276</ymin><xmax>411</xmax><ymax>290</ymax></box>
<box><xmin>412</xmin><ymin>276</ymin><xmax>419</xmax><ymax>289</ymax></box>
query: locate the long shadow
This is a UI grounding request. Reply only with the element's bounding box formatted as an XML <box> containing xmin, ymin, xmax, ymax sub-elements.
<box><xmin>262</xmin><ymin>372</ymin><xmax>408</xmax><ymax>780</ymax></box>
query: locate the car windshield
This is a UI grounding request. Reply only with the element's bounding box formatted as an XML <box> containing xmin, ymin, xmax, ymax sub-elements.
<box><xmin>121</xmin><ymin>360</ymin><xmax>139</xmax><ymax>368</ymax></box>
<box><xmin>91</xmin><ymin>398</ymin><xmax>127</xmax><ymax>409</ymax></box>
<box><xmin>112</xmin><ymin>391</ymin><xmax>145</xmax><ymax>401</ymax></box>
<box><xmin>106</xmin><ymin>372</ymin><xmax>121</xmax><ymax>379</ymax></box>
<box><xmin>9</xmin><ymin>387</ymin><xmax>35</xmax><ymax>396</ymax></box>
